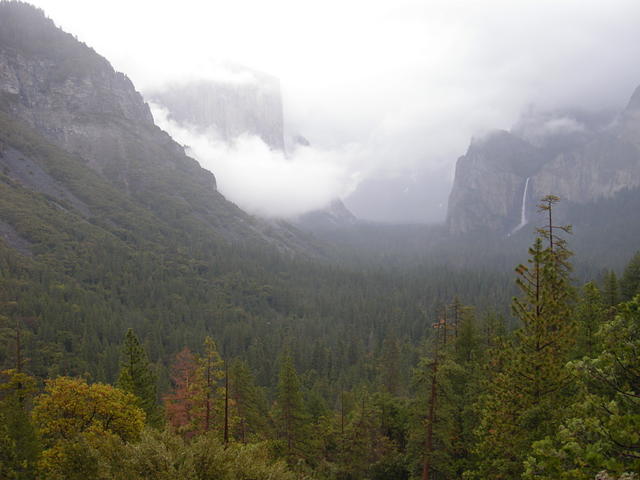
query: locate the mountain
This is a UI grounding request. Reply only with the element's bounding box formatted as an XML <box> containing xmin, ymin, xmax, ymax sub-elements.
<box><xmin>345</xmin><ymin>167</ymin><xmax>451</xmax><ymax>224</ymax></box>
<box><xmin>0</xmin><ymin>4</ymin><xmax>512</xmax><ymax>388</ymax></box>
<box><xmin>0</xmin><ymin>2</ymin><xmax>317</xmax><ymax>254</ymax></box>
<box><xmin>447</xmin><ymin>89</ymin><xmax>640</xmax><ymax>235</ymax></box>
<box><xmin>148</xmin><ymin>67</ymin><xmax>285</xmax><ymax>151</ymax></box>
<box><xmin>150</xmin><ymin>80</ymin><xmax>359</xmax><ymax>226</ymax></box>
<box><xmin>294</xmin><ymin>199</ymin><xmax>357</xmax><ymax>232</ymax></box>
<box><xmin>0</xmin><ymin>1</ymin><xmax>335</xmax><ymax>382</ymax></box>
<box><xmin>287</xmin><ymin>136</ymin><xmax>358</xmax><ymax>230</ymax></box>
<box><xmin>447</xmin><ymin>130</ymin><xmax>545</xmax><ymax>234</ymax></box>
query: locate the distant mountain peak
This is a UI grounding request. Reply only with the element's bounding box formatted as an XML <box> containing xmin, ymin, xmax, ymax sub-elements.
<box><xmin>447</xmin><ymin>83</ymin><xmax>640</xmax><ymax>235</ymax></box>
<box><xmin>147</xmin><ymin>67</ymin><xmax>285</xmax><ymax>151</ymax></box>
<box><xmin>295</xmin><ymin>199</ymin><xmax>358</xmax><ymax>232</ymax></box>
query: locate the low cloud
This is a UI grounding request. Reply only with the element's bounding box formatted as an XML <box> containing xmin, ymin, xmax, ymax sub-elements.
<box><xmin>192</xmin><ymin>61</ymin><xmax>260</xmax><ymax>86</ymax></box>
<box><xmin>30</xmin><ymin>0</ymin><xmax>640</xmax><ymax>222</ymax></box>
<box><xmin>150</xmin><ymin>103</ymin><xmax>363</xmax><ymax>218</ymax></box>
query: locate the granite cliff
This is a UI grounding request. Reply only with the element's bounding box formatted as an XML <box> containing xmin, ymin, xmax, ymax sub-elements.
<box><xmin>0</xmin><ymin>2</ymin><xmax>317</xmax><ymax>253</ymax></box>
<box><xmin>148</xmin><ymin>68</ymin><xmax>285</xmax><ymax>151</ymax></box>
<box><xmin>447</xmin><ymin>88</ymin><xmax>640</xmax><ymax>235</ymax></box>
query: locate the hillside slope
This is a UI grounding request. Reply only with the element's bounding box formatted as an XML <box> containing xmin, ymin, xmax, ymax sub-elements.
<box><xmin>0</xmin><ymin>1</ymin><xmax>315</xmax><ymax>253</ymax></box>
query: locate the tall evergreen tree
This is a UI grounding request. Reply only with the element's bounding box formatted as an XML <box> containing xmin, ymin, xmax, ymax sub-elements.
<box><xmin>379</xmin><ymin>335</ymin><xmax>401</xmax><ymax>396</ymax></box>
<box><xmin>338</xmin><ymin>390</ymin><xmax>402</xmax><ymax>480</ymax></box>
<box><xmin>275</xmin><ymin>353</ymin><xmax>306</xmax><ymax>458</ymax></box>
<box><xmin>0</xmin><ymin>370</ymin><xmax>39</xmax><ymax>480</ymax></box>
<box><xmin>573</xmin><ymin>282</ymin><xmax>607</xmax><ymax>358</ymax></box>
<box><xmin>117</xmin><ymin>328</ymin><xmax>159</xmax><ymax>425</ymax></box>
<box><xmin>409</xmin><ymin>312</ymin><xmax>448</xmax><ymax>480</ymax></box>
<box><xmin>602</xmin><ymin>270</ymin><xmax>620</xmax><ymax>310</ymax></box>
<box><xmin>409</xmin><ymin>304</ymin><xmax>483</xmax><ymax>480</ymax></box>
<box><xmin>481</xmin><ymin>310</ymin><xmax>506</xmax><ymax>348</ymax></box>
<box><xmin>470</xmin><ymin>196</ymin><xmax>575</xmax><ymax>480</ymax></box>
<box><xmin>620</xmin><ymin>251</ymin><xmax>640</xmax><ymax>301</ymax></box>
<box><xmin>229</xmin><ymin>358</ymin><xmax>267</xmax><ymax>443</ymax></box>
<box><xmin>198</xmin><ymin>336</ymin><xmax>224</xmax><ymax>434</ymax></box>
<box><xmin>525</xmin><ymin>295</ymin><xmax>640</xmax><ymax>479</ymax></box>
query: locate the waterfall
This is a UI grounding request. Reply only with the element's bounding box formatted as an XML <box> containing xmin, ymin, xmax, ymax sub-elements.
<box><xmin>510</xmin><ymin>177</ymin><xmax>530</xmax><ymax>234</ymax></box>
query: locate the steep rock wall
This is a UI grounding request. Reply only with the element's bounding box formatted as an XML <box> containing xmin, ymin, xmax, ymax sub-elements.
<box><xmin>447</xmin><ymin>88</ymin><xmax>640</xmax><ymax>235</ymax></box>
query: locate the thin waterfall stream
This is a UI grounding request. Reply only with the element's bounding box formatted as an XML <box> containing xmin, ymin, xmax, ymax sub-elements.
<box><xmin>510</xmin><ymin>177</ymin><xmax>530</xmax><ymax>234</ymax></box>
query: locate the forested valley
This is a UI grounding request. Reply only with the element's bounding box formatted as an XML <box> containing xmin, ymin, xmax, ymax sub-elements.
<box><xmin>1</xmin><ymin>2</ymin><xmax>640</xmax><ymax>479</ymax></box>
<box><xmin>2</xmin><ymin>191</ymin><xmax>639</xmax><ymax>480</ymax></box>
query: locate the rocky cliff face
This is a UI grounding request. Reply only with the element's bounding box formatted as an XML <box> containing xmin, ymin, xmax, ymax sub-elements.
<box><xmin>447</xmin><ymin>131</ymin><xmax>545</xmax><ymax>234</ymax></box>
<box><xmin>148</xmin><ymin>68</ymin><xmax>285</xmax><ymax>151</ymax></box>
<box><xmin>0</xmin><ymin>3</ymin><xmax>213</xmax><ymax>193</ymax></box>
<box><xmin>619</xmin><ymin>85</ymin><xmax>640</xmax><ymax>148</ymax></box>
<box><xmin>447</xmin><ymin>89</ymin><xmax>640</xmax><ymax>235</ymax></box>
<box><xmin>0</xmin><ymin>2</ymin><xmax>320</xmax><ymax>254</ymax></box>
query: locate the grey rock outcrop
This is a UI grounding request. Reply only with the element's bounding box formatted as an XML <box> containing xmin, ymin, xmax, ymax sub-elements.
<box><xmin>447</xmin><ymin>88</ymin><xmax>640</xmax><ymax>235</ymax></box>
<box><xmin>447</xmin><ymin>131</ymin><xmax>545</xmax><ymax>234</ymax></box>
<box><xmin>0</xmin><ymin>3</ymin><xmax>323</xmax><ymax>255</ymax></box>
<box><xmin>530</xmin><ymin>135</ymin><xmax>640</xmax><ymax>204</ymax></box>
<box><xmin>148</xmin><ymin>68</ymin><xmax>285</xmax><ymax>151</ymax></box>
<box><xmin>618</xmin><ymin>85</ymin><xmax>640</xmax><ymax>148</ymax></box>
<box><xmin>0</xmin><ymin>4</ymin><xmax>213</xmax><ymax>193</ymax></box>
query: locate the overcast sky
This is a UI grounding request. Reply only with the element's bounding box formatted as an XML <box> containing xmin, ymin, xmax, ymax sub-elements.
<box><xmin>27</xmin><ymin>0</ymin><xmax>640</xmax><ymax>222</ymax></box>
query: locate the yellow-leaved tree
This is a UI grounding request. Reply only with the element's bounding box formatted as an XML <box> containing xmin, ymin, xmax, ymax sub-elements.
<box><xmin>32</xmin><ymin>376</ymin><xmax>145</xmax><ymax>480</ymax></box>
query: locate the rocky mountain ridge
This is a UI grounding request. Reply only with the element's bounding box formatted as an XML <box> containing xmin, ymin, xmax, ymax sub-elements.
<box><xmin>447</xmin><ymin>86</ymin><xmax>640</xmax><ymax>235</ymax></box>
<box><xmin>148</xmin><ymin>64</ymin><xmax>357</xmax><ymax>228</ymax></box>
<box><xmin>0</xmin><ymin>2</ymin><xmax>318</xmax><ymax>254</ymax></box>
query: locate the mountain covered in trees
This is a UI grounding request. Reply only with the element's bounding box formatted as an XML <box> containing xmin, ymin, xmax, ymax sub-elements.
<box><xmin>0</xmin><ymin>2</ymin><xmax>639</xmax><ymax>480</ymax></box>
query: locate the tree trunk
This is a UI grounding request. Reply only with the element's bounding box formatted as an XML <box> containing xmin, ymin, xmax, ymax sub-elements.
<box><xmin>224</xmin><ymin>364</ymin><xmax>229</xmax><ymax>446</ymax></box>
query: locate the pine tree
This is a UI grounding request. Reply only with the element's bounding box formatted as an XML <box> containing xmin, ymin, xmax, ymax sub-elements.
<box><xmin>449</xmin><ymin>307</ymin><xmax>485</xmax><ymax>477</ymax></box>
<box><xmin>455</xmin><ymin>306</ymin><xmax>481</xmax><ymax>364</ymax></box>
<box><xmin>410</xmin><ymin>310</ymin><xmax>448</xmax><ymax>480</ymax></box>
<box><xmin>449</xmin><ymin>296</ymin><xmax>463</xmax><ymax>343</ymax></box>
<box><xmin>525</xmin><ymin>295</ymin><xmax>640</xmax><ymax>479</ymax></box>
<box><xmin>338</xmin><ymin>390</ymin><xmax>401</xmax><ymax>479</ymax></box>
<box><xmin>275</xmin><ymin>353</ymin><xmax>306</xmax><ymax>457</ymax></box>
<box><xmin>0</xmin><ymin>369</ymin><xmax>39</xmax><ymax>480</ymax></box>
<box><xmin>481</xmin><ymin>311</ymin><xmax>506</xmax><ymax>348</ymax></box>
<box><xmin>229</xmin><ymin>358</ymin><xmax>267</xmax><ymax>443</ymax></box>
<box><xmin>198</xmin><ymin>336</ymin><xmax>224</xmax><ymax>434</ymax></box>
<box><xmin>421</xmin><ymin>326</ymin><xmax>443</xmax><ymax>480</ymax></box>
<box><xmin>602</xmin><ymin>270</ymin><xmax>620</xmax><ymax>310</ymax></box>
<box><xmin>379</xmin><ymin>335</ymin><xmax>401</xmax><ymax>396</ymax></box>
<box><xmin>117</xmin><ymin>328</ymin><xmax>159</xmax><ymax>425</ymax></box>
<box><xmin>470</xmin><ymin>196</ymin><xmax>576</xmax><ymax>480</ymax></box>
<box><xmin>410</xmin><ymin>304</ymin><xmax>483</xmax><ymax>480</ymax></box>
<box><xmin>620</xmin><ymin>251</ymin><xmax>640</xmax><ymax>301</ymax></box>
<box><xmin>574</xmin><ymin>282</ymin><xmax>607</xmax><ymax>357</ymax></box>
